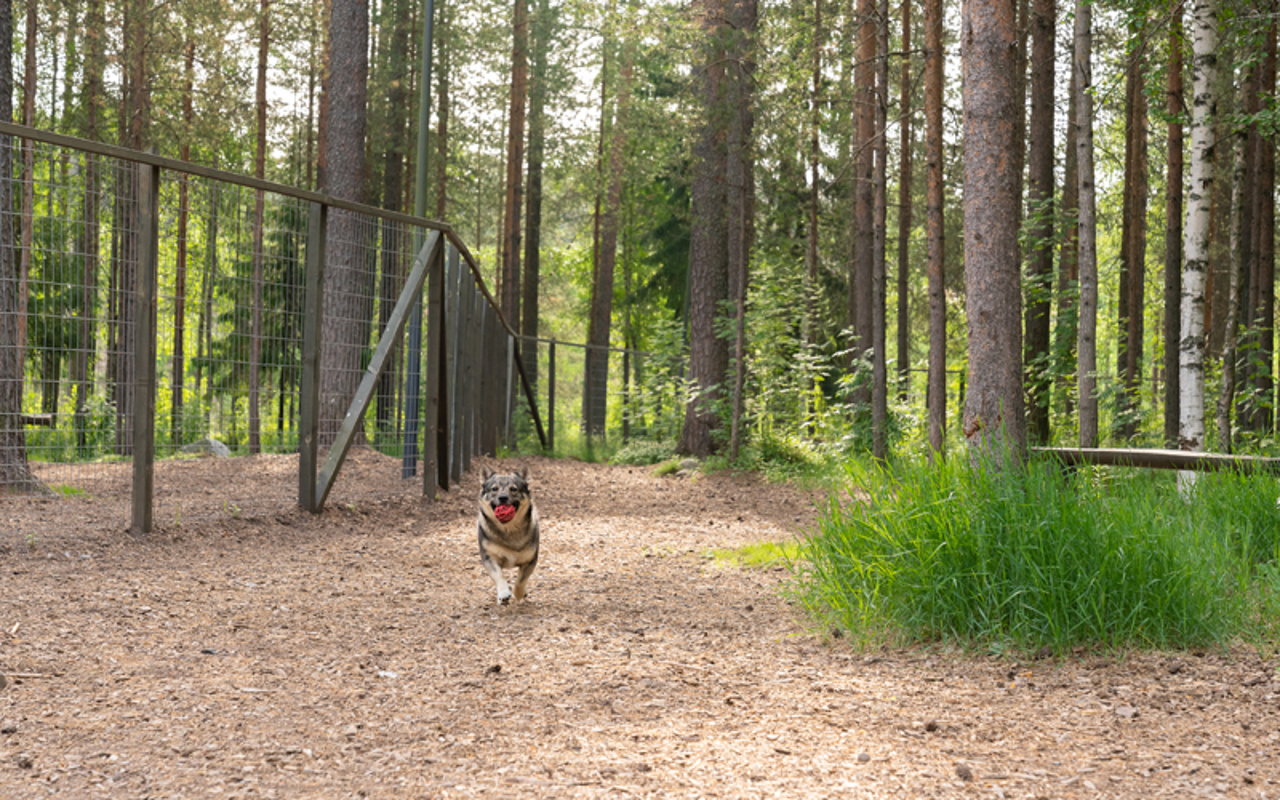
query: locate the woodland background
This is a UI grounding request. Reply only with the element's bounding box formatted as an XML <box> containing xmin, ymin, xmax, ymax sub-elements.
<box><xmin>1</xmin><ymin>0</ymin><xmax>1278</xmax><ymax>481</ymax></box>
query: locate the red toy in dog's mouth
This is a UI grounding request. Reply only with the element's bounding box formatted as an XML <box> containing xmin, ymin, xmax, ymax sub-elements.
<box><xmin>493</xmin><ymin>504</ymin><xmax>516</xmax><ymax>523</ymax></box>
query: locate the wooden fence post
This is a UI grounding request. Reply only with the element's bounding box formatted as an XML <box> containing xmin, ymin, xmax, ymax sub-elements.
<box><xmin>130</xmin><ymin>159</ymin><xmax>160</xmax><ymax>534</ymax></box>
<box><xmin>447</xmin><ymin>245</ymin><xmax>462</xmax><ymax>486</ymax></box>
<box><xmin>299</xmin><ymin>202</ymin><xmax>326</xmax><ymax>513</ymax></box>
<box><xmin>423</xmin><ymin>239</ymin><xmax>446</xmax><ymax>499</ymax></box>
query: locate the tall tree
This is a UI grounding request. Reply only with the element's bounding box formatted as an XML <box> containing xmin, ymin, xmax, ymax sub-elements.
<box><xmin>500</xmin><ymin>0</ymin><xmax>529</xmax><ymax>333</ymax></box>
<box><xmin>806</xmin><ymin>0</ymin><xmax>823</xmax><ymax>353</ymax></box>
<box><xmin>895</xmin><ymin>0</ymin><xmax>913</xmax><ymax>402</ymax></box>
<box><xmin>585</xmin><ymin>27</ymin><xmax>634</xmax><ymax>438</ymax></box>
<box><xmin>1218</xmin><ymin>96</ymin><xmax>1248</xmax><ymax>451</ymax></box>
<box><xmin>1247</xmin><ymin>23</ymin><xmax>1276</xmax><ymax>434</ymax></box>
<box><xmin>521</xmin><ymin>0</ymin><xmax>550</xmax><ymax>385</ymax></box>
<box><xmin>1163</xmin><ymin>13</ymin><xmax>1184</xmax><ymax>446</ymax></box>
<box><xmin>727</xmin><ymin>0</ymin><xmax>757</xmax><ymax>460</ymax></box>
<box><xmin>962</xmin><ymin>0</ymin><xmax>1025</xmax><ymax>459</ymax></box>
<box><xmin>1179</xmin><ymin>0</ymin><xmax>1218</xmax><ymax>456</ymax></box>
<box><xmin>1023</xmin><ymin>0</ymin><xmax>1054</xmax><ymax>444</ymax></box>
<box><xmin>2</xmin><ymin>0</ymin><xmax>41</xmax><ymax>491</ymax></box>
<box><xmin>871</xmin><ymin>0</ymin><xmax>889</xmax><ymax>459</ymax></box>
<box><xmin>678</xmin><ymin>0</ymin><xmax>730</xmax><ymax>457</ymax></box>
<box><xmin>249</xmin><ymin>0</ymin><xmax>271</xmax><ymax>454</ymax></box>
<box><xmin>319</xmin><ymin>0</ymin><xmax>370</xmax><ymax>446</ymax></box>
<box><xmin>924</xmin><ymin>0</ymin><xmax>946</xmax><ymax>455</ymax></box>
<box><xmin>172</xmin><ymin>37</ymin><xmax>195</xmax><ymax>446</ymax></box>
<box><xmin>375</xmin><ymin>0</ymin><xmax>411</xmax><ymax>439</ymax></box>
<box><xmin>1073</xmin><ymin>0</ymin><xmax>1098</xmax><ymax>448</ymax></box>
<box><xmin>75</xmin><ymin>0</ymin><xmax>105</xmax><ymax>454</ymax></box>
<box><xmin>851</xmin><ymin>0</ymin><xmax>875</xmax><ymax>406</ymax></box>
<box><xmin>1116</xmin><ymin>34</ymin><xmax>1149</xmax><ymax>441</ymax></box>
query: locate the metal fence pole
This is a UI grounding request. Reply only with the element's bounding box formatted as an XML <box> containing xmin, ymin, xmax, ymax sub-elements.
<box><xmin>548</xmin><ymin>339</ymin><xmax>556</xmax><ymax>452</ymax></box>
<box><xmin>299</xmin><ymin>202</ymin><xmax>327</xmax><ymax>513</ymax></box>
<box><xmin>131</xmin><ymin>159</ymin><xmax>160</xmax><ymax>534</ymax></box>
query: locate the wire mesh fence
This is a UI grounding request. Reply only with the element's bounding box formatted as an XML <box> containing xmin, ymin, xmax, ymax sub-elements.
<box><xmin>1</xmin><ymin>126</ymin><xmax>650</xmax><ymax>550</ymax></box>
<box><xmin>0</xmin><ymin>131</ymin><xmax>451</xmax><ymax>547</ymax></box>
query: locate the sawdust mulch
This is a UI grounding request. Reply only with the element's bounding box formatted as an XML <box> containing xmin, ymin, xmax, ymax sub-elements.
<box><xmin>2</xmin><ymin>454</ymin><xmax>1278</xmax><ymax>798</ymax></box>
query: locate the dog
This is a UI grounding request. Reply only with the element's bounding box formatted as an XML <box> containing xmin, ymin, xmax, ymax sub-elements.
<box><xmin>476</xmin><ymin>466</ymin><xmax>540</xmax><ymax>604</ymax></box>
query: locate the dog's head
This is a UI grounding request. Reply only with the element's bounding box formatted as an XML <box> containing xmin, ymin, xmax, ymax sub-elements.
<box><xmin>479</xmin><ymin>466</ymin><xmax>532</xmax><ymax>522</ymax></box>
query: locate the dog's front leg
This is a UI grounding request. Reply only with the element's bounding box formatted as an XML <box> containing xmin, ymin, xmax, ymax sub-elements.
<box><xmin>480</xmin><ymin>550</ymin><xmax>513</xmax><ymax>604</ymax></box>
<box><xmin>513</xmin><ymin>553</ymin><xmax>538</xmax><ymax>602</ymax></box>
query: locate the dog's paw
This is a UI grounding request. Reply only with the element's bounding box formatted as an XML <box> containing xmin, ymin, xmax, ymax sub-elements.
<box><xmin>498</xmin><ymin>589</ymin><xmax>512</xmax><ymax>605</ymax></box>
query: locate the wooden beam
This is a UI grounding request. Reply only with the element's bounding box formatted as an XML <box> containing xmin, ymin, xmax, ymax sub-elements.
<box><xmin>131</xmin><ymin>160</ymin><xmax>160</xmax><ymax>535</ymax></box>
<box><xmin>1033</xmin><ymin>447</ymin><xmax>1280</xmax><ymax>474</ymax></box>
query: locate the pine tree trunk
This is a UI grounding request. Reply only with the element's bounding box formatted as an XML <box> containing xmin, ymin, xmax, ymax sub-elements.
<box><xmin>320</xmin><ymin>0</ymin><xmax>370</xmax><ymax>448</ymax></box>
<box><xmin>1179</xmin><ymin>0</ymin><xmax>1218</xmax><ymax>456</ymax></box>
<box><xmin>501</xmin><ymin>0</ymin><xmax>529</xmax><ymax>334</ymax></box>
<box><xmin>173</xmin><ymin>39</ymin><xmax>194</xmax><ymax>447</ymax></box>
<box><xmin>1218</xmin><ymin>113</ymin><xmax>1247</xmax><ymax>452</ymax></box>
<box><xmin>435</xmin><ymin>1</ymin><xmax>449</xmax><ymax>220</ymax></box>
<box><xmin>249</xmin><ymin>0</ymin><xmax>270</xmax><ymax>454</ymax></box>
<box><xmin>962</xmin><ymin>0</ymin><xmax>1026</xmax><ymax>460</ymax></box>
<box><xmin>1</xmin><ymin>0</ymin><xmax>40</xmax><ymax>492</ymax></box>
<box><xmin>75</xmin><ymin>0</ymin><xmax>104</xmax><ymax>455</ymax></box>
<box><xmin>1056</xmin><ymin>40</ymin><xmax>1079</xmax><ymax>418</ymax></box>
<box><xmin>522</xmin><ymin>0</ymin><xmax>548</xmax><ymax>385</ymax></box>
<box><xmin>678</xmin><ymin>0</ymin><xmax>730</xmax><ymax>458</ymax></box>
<box><xmin>925</xmin><ymin>0</ymin><xmax>946</xmax><ymax>456</ymax></box>
<box><xmin>727</xmin><ymin>0</ymin><xmax>756</xmax><ymax>462</ymax></box>
<box><xmin>1023</xmin><ymin>0</ymin><xmax>1054</xmax><ymax>445</ymax></box>
<box><xmin>1249</xmin><ymin>26</ymin><xmax>1276</xmax><ymax>434</ymax></box>
<box><xmin>1074</xmin><ymin>0</ymin><xmax>1098</xmax><ymax>448</ymax></box>
<box><xmin>851</xmin><ymin>0</ymin><xmax>875</xmax><ymax>407</ymax></box>
<box><xmin>1164</xmin><ymin>16</ymin><xmax>1184</xmax><ymax>446</ymax></box>
<box><xmin>1116</xmin><ymin>43</ymin><xmax>1148</xmax><ymax>441</ymax></box>
<box><xmin>585</xmin><ymin>40</ymin><xmax>632</xmax><ymax>439</ymax></box>
<box><xmin>871</xmin><ymin>0</ymin><xmax>888</xmax><ymax>460</ymax></box>
<box><xmin>375</xmin><ymin>0</ymin><xmax>410</xmax><ymax>439</ymax></box>
<box><xmin>895</xmin><ymin>0</ymin><xmax>912</xmax><ymax>403</ymax></box>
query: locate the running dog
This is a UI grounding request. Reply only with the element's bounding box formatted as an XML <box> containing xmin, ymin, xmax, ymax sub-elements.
<box><xmin>476</xmin><ymin>466</ymin><xmax>540</xmax><ymax>604</ymax></box>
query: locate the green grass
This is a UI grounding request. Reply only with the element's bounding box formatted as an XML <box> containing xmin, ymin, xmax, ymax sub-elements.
<box><xmin>51</xmin><ymin>484</ymin><xmax>89</xmax><ymax>497</ymax></box>
<box><xmin>708</xmin><ymin>541</ymin><xmax>800</xmax><ymax>569</ymax></box>
<box><xmin>790</xmin><ymin>456</ymin><xmax>1280</xmax><ymax>653</ymax></box>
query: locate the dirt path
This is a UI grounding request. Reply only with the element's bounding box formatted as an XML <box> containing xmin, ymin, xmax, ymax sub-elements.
<box><xmin>2</xmin><ymin>455</ymin><xmax>1278</xmax><ymax>798</ymax></box>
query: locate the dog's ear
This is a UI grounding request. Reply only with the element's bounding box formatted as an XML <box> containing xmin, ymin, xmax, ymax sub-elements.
<box><xmin>482</xmin><ymin>466</ymin><xmax>495</xmax><ymax>481</ymax></box>
<box><xmin>517</xmin><ymin>466</ymin><xmax>530</xmax><ymax>482</ymax></box>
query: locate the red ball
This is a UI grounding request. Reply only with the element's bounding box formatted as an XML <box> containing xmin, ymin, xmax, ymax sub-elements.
<box><xmin>494</xmin><ymin>505</ymin><xmax>516</xmax><ymax>523</ymax></box>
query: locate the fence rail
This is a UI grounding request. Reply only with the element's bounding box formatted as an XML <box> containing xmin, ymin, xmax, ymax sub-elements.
<box><xmin>0</xmin><ymin>122</ymin><xmax>567</xmax><ymax>544</ymax></box>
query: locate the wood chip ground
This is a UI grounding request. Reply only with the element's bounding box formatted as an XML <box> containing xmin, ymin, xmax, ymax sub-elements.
<box><xmin>2</xmin><ymin>455</ymin><xmax>1278</xmax><ymax>798</ymax></box>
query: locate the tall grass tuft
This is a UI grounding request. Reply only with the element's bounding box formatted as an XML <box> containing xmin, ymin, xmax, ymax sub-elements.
<box><xmin>791</xmin><ymin>456</ymin><xmax>1280</xmax><ymax>652</ymax></box>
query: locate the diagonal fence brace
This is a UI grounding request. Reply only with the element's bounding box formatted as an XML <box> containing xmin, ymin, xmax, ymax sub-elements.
<box><xmin>314</xmin><ymin>229</ymin><xmax>443</xmax><ymax>511</ymax></box>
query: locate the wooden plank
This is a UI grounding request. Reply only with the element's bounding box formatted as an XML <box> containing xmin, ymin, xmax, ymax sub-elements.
<box><xmin>131</xmin><ymin>161</ymin><xmax>160</xmax><ymax>535</ymax></box>
<box><xmin>315</xmin><ymin>230</ymin><xmax>442</xmax><ymax>510</ymax></box>
<box><xmin>299</xmin><ymin>203</ymin><xmax>326</xmax><ymax>513</ymax></box>
<box><xmin>1033</xmin><ymin>447</ymin><xmax>1280</xmax><ymax>474</ymax></box>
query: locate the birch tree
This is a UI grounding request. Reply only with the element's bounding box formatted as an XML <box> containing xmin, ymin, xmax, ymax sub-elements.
<box><xmin>1179</xmin><ymin>0</ymin><xmax>1217</xmax><ymax>458</ymax></box>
